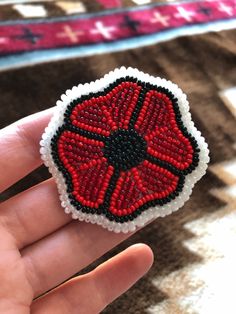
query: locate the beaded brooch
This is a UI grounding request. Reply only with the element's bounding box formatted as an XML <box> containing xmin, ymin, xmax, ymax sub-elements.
<box><xmin>40</xmin><ymin>67</ymin><xmax>209</xmax><ymax>233</ymax></box>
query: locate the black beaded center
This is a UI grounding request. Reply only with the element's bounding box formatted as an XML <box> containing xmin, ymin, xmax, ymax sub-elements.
<box><xmin>103</xmin><ymin>129</ymin><xmax>147</xmax><ymax>171</ymax></box>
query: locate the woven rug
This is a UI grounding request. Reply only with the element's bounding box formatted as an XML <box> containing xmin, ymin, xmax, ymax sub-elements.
<box><xmin>1</xmin><ymin>1</ymin><xmax>236</xmax><ymax>313</ymax></box>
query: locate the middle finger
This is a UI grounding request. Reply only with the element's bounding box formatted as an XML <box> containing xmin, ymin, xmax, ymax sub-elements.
<box><xmin>0</xmin><ymin>178</ymin><xmax>72</xmax><ymax>249</ymax></box>
<box><xmin>21</xmin><ymin>220</ymin><xmax>131</xmax><ymax>297</ymax></box>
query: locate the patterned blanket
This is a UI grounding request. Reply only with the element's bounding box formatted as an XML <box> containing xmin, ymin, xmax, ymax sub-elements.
<box><xmin>1</xmin><ymin>1</ymin><xmax>236</xmax><ymax>313</ymax></box>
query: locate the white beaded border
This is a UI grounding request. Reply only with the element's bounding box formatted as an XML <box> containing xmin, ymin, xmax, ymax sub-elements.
<box><xmin>40</xmin><ymin>67</ymin><xmax>210</xmax><ymax>233</ymax></box>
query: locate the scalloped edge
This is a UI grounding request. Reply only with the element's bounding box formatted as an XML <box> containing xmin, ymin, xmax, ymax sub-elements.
<box><xmin>40</xmin><ymin>66</ymin><xmax>210</xmax><ymax>233</ymax></box>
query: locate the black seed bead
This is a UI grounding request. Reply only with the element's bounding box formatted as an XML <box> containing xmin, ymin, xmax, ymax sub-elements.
<box><xmin>96</xmin><ymin>208</ymin><xmax>102</xmax><ymax>214</ymax></box>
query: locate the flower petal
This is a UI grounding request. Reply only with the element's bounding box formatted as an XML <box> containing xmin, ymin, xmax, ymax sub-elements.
<box><xmin>70</xmin><ymin>82</ymin><xmax>141</xmax><ymax>136</ymax></box>
<box><xmin>135</xmin><ymin>90</ymin><xmax>194</xmax><ymax>170</ymax></box>
<box><xmin>57</xmin><ymin>130</ymin><xmax>114</xmax><ymax>208</ymax></box>
<box><xmin>135</xmin><ymin>90</ymin><xmax>175</xmax><ymax>136</ymax></box>
<box><xmin>71</xmin><ymin>159</ymin><xmax>114</xmax><ymax>208</ymax></box>
<box><xmin>146</xmin><ymin>127</ymin><xmax>194</xmax><ymax>171</ymax></box>
<box><xmin>109</xmin><ymin>160</ymin><xmax>179</xmax><ymax>216</ymax></box>
<box><xmin>57</xmin><ymin>130</ymin><xmax>105</xmax><ymax>167</ymax></box>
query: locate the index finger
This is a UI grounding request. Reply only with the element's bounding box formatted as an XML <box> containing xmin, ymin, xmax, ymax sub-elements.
<box><xmin>0</xmin><ymin>108</ymin><xmax>53</xmax><ymax>192</ymax></box>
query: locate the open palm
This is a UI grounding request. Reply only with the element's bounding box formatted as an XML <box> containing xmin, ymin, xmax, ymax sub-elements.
<box><xmin>0</xmin><ymin>109</ymin><xmax>153</xmax><ymax>314</ymax></box>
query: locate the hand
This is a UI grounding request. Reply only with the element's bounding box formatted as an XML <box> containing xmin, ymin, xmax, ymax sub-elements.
<box><xmin>0</xmin><ymin>109</ymin><xmax>153</xmax><ymax>314</ymax></box>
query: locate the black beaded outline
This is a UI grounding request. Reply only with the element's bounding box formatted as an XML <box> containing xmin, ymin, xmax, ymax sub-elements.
<box><xmin>50</xmin><ymin>77</ymin><xmax>199</xmax><ymax>223</ymax></box>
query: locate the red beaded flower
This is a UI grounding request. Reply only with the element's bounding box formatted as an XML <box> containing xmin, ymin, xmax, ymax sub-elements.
<box><xmin>50</xmin><ymin>78</ymin><xmax>199</xmax><ymax>225</ymax></box>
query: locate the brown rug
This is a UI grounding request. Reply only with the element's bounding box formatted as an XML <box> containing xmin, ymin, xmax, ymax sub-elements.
<box><xmin>1</xmin><ymin>1</ymin><xmax>236</xmax><ymax>313</ymax></box>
